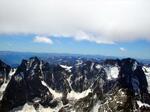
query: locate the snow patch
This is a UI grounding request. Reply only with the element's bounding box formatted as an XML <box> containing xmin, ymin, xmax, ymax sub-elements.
<box><xmin>9</xmin><ymin>68</ymin><xmax>17</xmax><ymax>77</ymax></box>
<box><xmin>0</xmin><ymin>68</ymin><xmax>16</xmax><ymax>100</ymax></box>
<box><xmin>95</xmin><ymin>64</ymin><xmax>102</xmax><ymax>69</ymax></box>
<box><xmin>67</xmin><ymin>89</ymin><xmax>92</xmax><ymax>100</ymax></box>
<box><xmin>32</xmin><ymin>97</ymin><xmax>41</xmax><ymax>103</ymax></box>
<box><xmin>91</xmin><ymin>101</ymin><xmax>101</xmax><ymax>112</ymax></box>
<box><xmin>137</xmin><ymin>100</ymin><xmax>150</xmax><ymax>108</ymax></box>
<box><xmin>60</xmin><ymin>65</ymin><xmax>72</xmax><ymax>72</ymax></box>
<box><xmin>90</xmin><ymin>62</ymin><xmax>94</xmax><ymax>71</ymax></box>
<box><xmin>40</xmin><ymin>61</ymin><xmax>44</xmax><ymax>79</ymax></box>
<box><xmin>143</xmin><ymin>66</ymin><xmax>150</xmax><ymax>75</ymax></box>
<box><xmin>67</xmin><ymin>74</ymin><xmax>73</xmax><ymax>90</ymax></box>
<box><xmin>0</xmin><ymin>81</ymin><xmax>10</xmax><ymax>100</ymax></box>
<box><xmin>41</xmin><ymin>81</ymin><xmax>62</xmax><ymax>99</ymax></box>
<box><xmin>132</xmin><ymin>62</ymin><xmax>138</xmax><ymax>71</ymax></box>
<box><xmin>105</xmin><ymin>66</ymin><xmax>119</xmax><ymax>80</ymax></box>
<box><xmin>142</xmin><ymin>66</ymin><xmax>150</xmax><ymax>93</ymax></box>
<box><xmin>38</xmin><ymin>102</ymin><xmax>63</xmax><ymax>112</ymax></box>
<box><xmin>14</xmin><ymin>103</ymin><xmax>36</xmax><ymax>112</ymax></box>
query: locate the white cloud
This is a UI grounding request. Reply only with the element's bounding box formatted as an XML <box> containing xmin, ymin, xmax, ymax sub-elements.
<box><xmin>0</xmin><ymin>0</ymin><xmax>150</xmax><ymax>44</ymax></box>
<box><xmin>120</xmin><ymin>47</ymin><xmax>126</xmax><ymax>52</ymax></box>
<box><xmin>33</xmin><ymin>36</ymin><xmax>53</xmax><ymax>44</ymax></box>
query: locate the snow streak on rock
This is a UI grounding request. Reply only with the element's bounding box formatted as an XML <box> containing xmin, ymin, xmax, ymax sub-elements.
<box><xmin>0</xmin><ymin>68</ymin><xmax>16</xmax><ymax>100</ymax></box>
<box><xmin>143</xmin><ymin>66</ymin><xmax>150</xmax><ymax>93</ymax></box>
<box><xmin>13</xmin><ymin>103</ymin><xmax>36</xmax><ymax>112</ymax></box>
<box><xmin>137</xmin><ymin>100</ymin><xmax>150</xmax><ymax>108</ymax></box>
<box><xmin>67</xmin><ymin>89</ymin><xmax>92</xmax><ymax>100</ymax></box>
<box><xmin>60</xmin><ymin>65</ymin><xmax>72</xmax><ymax>72</ymax></box>
<box><xmin>41</xmin><ymin>81</ymin><xmax>62</xmax><ymax>99</ymax></box>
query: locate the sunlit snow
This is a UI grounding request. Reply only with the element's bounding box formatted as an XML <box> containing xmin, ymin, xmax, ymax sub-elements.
<box><xmin>95</xmin><ymin>64</ymin><xmax>102</xmax><ymax>69</ymax></box>
<box><xmin>142</xmin><ymin>66</ymin><xmax>150</xmax><ymax>93</ymax></box>
<box><xmin>67</xmin><ymin>89</ymin><xmax>92</xmax><ymax>100</ymax></box>
<box><xmin>105</xmin><ymin>66</ymin><xmax>119</xmax><ymax>80</ymax></box>
<box><xmin>14</xmin><ymin>103</ymin><xmax>36</xmax><ymax>112</ymax></box>
<box><xmin>91</xmin><ymin>101</ymin><xmax>101</xmax><ymax>112</ymax></box>
<box><xmin>41</xmin><ymin>81</ymin><xmax>62</xmax><ymax>99</ymax></box>
<box><xmin>60</xmin><ymin>65</ymin><xmax>72</xmax><ymax>72</ymax></box>
<box><xmin>0</xmin><ymin>69</ymin><xmax>16</xmax><ymax>100</ymax></box>
<box><xmin>137</xmin><ymin>100</ymin><xmax>150</xmax><ymax>108</ymax></box>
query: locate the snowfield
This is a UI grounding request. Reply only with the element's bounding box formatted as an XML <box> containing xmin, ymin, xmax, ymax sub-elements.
<box><xmin>41</xmin><ymin>81</ymin><xmax>62</xmax><ymax>99</ymax></box>
<box><xmin>105</xmin><ymin>66</ymin><xmax>119</xmax><ymax>80</ymax></box>
<box><xmin>60</xmin><ymin>65</ymin><xmax>72</xmax><ymax>72</ymax></box>
<box><xmin>95</xmin><ymin>64</ymin><xmax>102</xmax><ymax>69</ymax></box>
<box><xmin>91</xmin><ymin>101</ymin><xmax>101</xmax><ymax>112</ymax></box>
<box><xmin>41</xmin><ymin>80</ymin><xmax>92</xmax><ymax>100</ymax></box>
<box><xmin>142</xmin><ymin>66</ymin><xmax>150</xmax><ymax>93</ymax></box>
<box><xmin>67</xmin><ymin>89</ymin><xmax>92</xmax><ymax>100</ymax></box>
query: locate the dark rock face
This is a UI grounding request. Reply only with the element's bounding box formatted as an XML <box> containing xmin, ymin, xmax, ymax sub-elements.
<box><xmin>71</xmin><ymin>61</ymin><xmax>107</xmax><ymax>92</ymax></box>
<box><xmin>0</xmin><ymin>57</ymin><xmax>53</xmax><ymax>112</ymax></box>
<box><xmin>0</xmin><ymin>60</ymin><xmax>11</xmax><ymax>86</ymax></box>
<box><xmin>118</xmin><ymin>58</ymin><xmax>149</xmax><ymax>97</ymax></box>
<box><xmin>43</xmin><ymin>64</ymin><xmax>71</xmax><ymax>93</ymax></box>
<box><xmin>0</xmin><ymin>57</ymin><xmax>150</xmax><ymax>112</ymax></box>
<box><xmin>116</xmin><ymin>58</ymin><xmax>150</xmax><ymax>111</ymax></box>
<box><xmin>118</xmin><ymin>58</ymin><xmax>137</xmax><ymax>89</ymax></box>
<box><xmin>40</xmin><ymin>60</ymin><xmax>110</xmax><ymax>93</ymax></box>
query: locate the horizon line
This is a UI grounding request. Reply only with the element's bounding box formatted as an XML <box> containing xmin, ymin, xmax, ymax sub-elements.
<box><xmin>1</xmin><ymin>50</ymin><xmax>150</xmax><ymax>60</ymax></box>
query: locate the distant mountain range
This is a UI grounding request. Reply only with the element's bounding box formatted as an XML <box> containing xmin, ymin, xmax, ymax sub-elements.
<box><xmin>0</xmin><ymin>51</ymin><xmax>150</xmax><ymax>67</ymax></box>
<box><xmin>0</xmin><ymin>51</ymin><xmax>117</xmax><ymax>67</ymax></box>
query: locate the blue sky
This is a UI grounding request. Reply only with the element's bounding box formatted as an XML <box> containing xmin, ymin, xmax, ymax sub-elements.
<box><xmin>0</xmin><ymin>34</ymin><xmax>150</xmax><ymax>59</ymax></box>
<box><xmin>0</xmin><ymin>0</ymin><xmax>150</xmax><ymax>59</ymax></box>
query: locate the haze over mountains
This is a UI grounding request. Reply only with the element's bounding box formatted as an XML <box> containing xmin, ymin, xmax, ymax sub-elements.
<box><xmin>0</xmin><ymin>51</ymin><xmax>150</xmax><ymax>68</ymax></box>
<box><xmin>0</xmin><ymin>51</ymin><xmax>118</xmax><ymax>67</ymax></box>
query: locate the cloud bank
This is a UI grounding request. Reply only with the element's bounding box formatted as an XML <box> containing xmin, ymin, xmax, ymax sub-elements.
<box><xmin>33</xmin><ymin>36</ymin><xmax>53</xmax><ymax>44</ymax></box>
<box><xmin>0</xmin><ymin>0</ymin><xmax>150</xmax><ymax>44</ymax></box>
